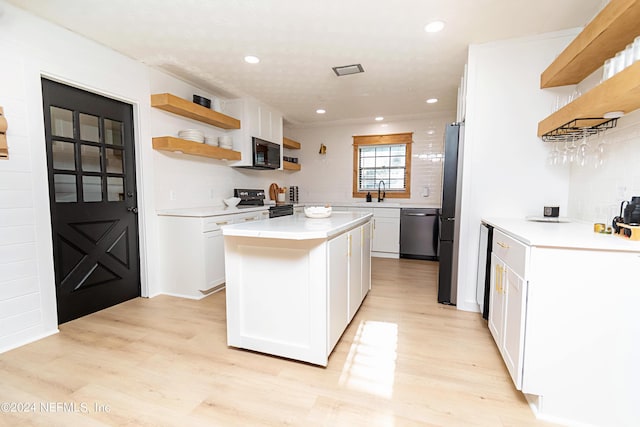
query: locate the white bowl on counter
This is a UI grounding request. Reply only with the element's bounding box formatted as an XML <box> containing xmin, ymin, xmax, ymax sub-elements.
<box><xmin>304</xmin><ymin>206</ymin><xmax>332</xmax><ymax>218</ymax></box>
<box><xmin>223</xmin><ymin>197</ymin><xmax>241</xmax><ymax>207</ymax></box>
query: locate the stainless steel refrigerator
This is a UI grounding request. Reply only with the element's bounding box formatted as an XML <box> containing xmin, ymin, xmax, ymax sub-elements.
<box><xmin>438</xmin><ymin>122</ymin><xmax>464</xmax><ymax>305</ymax></box>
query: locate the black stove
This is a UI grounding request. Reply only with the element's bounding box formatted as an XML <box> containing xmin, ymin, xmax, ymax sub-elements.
<box><xmin>234</xmin><ymin>188</ymin><xmax>293</xmax><ymax>218</ymax></box>
<box><xmin>234</xmin><ymin>188</ymin><xmax>265</xmax><ymax>206</ymax></box>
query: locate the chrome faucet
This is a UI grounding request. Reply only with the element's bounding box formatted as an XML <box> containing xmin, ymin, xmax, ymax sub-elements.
<box><xmin>377</xmin><ymin>180</ymin><xmax>386</xmax><ymax>202</ymax></box>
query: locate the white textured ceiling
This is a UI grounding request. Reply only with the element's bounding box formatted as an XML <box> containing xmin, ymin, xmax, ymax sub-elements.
<box><xmin>8</xmin><ymin>0</ymin><xmax>604</xmax><ymax>126</ymax></box>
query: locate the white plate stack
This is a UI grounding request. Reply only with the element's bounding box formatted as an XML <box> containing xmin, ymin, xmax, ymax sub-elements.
<box><xmin>178</xmin><ymin>129</ymin><xmax>204</xmax><ymax>143</ymax></box>
<box><xmin>204</xmin><ymin>136</ymin><xmax>218</xmax><ymax>146</ymax></box>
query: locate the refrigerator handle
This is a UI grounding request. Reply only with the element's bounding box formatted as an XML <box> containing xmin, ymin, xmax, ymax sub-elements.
<box><xmin>435</xmin><ymin>213</ymin><xmax>441</xmax><ymax>256</ymax></box>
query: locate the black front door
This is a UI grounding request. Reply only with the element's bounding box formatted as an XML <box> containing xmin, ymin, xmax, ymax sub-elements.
<box><xmin>42</xmin><ymin>78</ymin><xmax>140</xmax><ymax>324</ymax></box>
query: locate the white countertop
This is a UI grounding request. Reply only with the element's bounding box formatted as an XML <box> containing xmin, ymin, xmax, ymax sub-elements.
<box><xmin>307</xmin><ymin>201</ymin><xmax>440</xmax><ymax>209</ymax></box>
<box><xmin>157</xmin><ymin>205</ymin><xmax>269</xmax><ymax>217</ymax></box>
<box><xmin>484</xmin><ymin>217</ymin><xmax>640</xmax><ymax>253</ymax></box>
<box><xmin>222</xmin><ymin>212</ymin><xmax>373</xmax><ymax>240</ymax></box>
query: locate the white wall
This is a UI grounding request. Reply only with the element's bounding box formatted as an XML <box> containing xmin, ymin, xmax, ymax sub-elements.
<box><xmin>0</xmin><ymin>1</ymin><xmax>157</xmax><ymax>351</ymax></box>
<box><xmin>568</xmin><ymin>109</ymin><xmax>640</xmax><ymax>221</ymax></box>
<box><xmin>456</xmin><ymin>30</ymin><xmax>579</xmax><ymax>312</ymax></box>
<box><xmin>283</xmin><ymin>113</ymin><xmax>454</xmax><ymax>205</ymax></box>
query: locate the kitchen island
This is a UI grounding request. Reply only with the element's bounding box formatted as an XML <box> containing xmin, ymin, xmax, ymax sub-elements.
<box><xmin>222</xmin><ymin>212</ymin><xmax>373</xmax><ymax>366</ymax></box>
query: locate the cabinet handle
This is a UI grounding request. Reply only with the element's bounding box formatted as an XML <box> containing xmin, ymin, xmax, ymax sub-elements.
<box><xmin>216</xmin><ymin>221</ymin><xmax>229</xmax><ymax>226</ymax></box>
<box><xmin>496</xmin><ymin>241</ymin><xmax>509</xmax><ymax>249</ymax></box>
<box><xmin>244</xmin><ymin>217</ymin><xmax>255</xmax><ymax>221</ymax></box>
<box><xmin>348</xmin><ymin>234</ymin><xmax>352</xmax><ymax>257</ymax></box>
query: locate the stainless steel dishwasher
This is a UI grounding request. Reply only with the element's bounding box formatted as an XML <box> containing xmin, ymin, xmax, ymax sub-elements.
<box><xmin>400</xmin><ymin>208</ymin><xmax>439</xmax><ymax>260</ymax></box>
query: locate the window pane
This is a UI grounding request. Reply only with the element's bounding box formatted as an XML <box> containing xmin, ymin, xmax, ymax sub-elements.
<box><xmin>106</xmin><ymin>148</ymin><xmax>124</xmax><ymax>174</ymax></box>
<box><xmin>50</xmin><ymin>107</ymin><xmax>74</xmax><ymax>138</ymax></box>
<box><xmin>375</xmin><ymin>169</ymin><xmax>389</xmax><ymax>180</ymax></box>
<box><xmin>389</xmin><ymin>179</ymin><xmax>404</xmax><ymax>189</ymax></box>
<box><xmin>375</xmin><ymin>146</ymin><xmax>390</xmax><ymax>155</ymax></box>
<box><xmin>361</xmin><ymin>157</ymin><xmax>375</xmax><ymax>168</ymax></box>
<box><xmin>360</xmin><ymin>147</ymin><xmax>376</xmax><ymax>157</ymax></box>
<box><xmin>83</xmin><ymin>176</ymin><xmax>102</xmax><ymax>202</ymax></box>
<box><xmin>375</xmin><ymin>157</ymin><xmax>390</xmax><ymax>168</ymax></box>
<box><xmin>81</xmin><ymin>144</ymin><xmax>101</xmax><ymax>172</ymax></box>
<box><xmin>360</xmin><ymin>180</ymin><xmax>377</xmax><ymax>190</ymax></box>
<box><xmin>390</xmin><ymin>145</ymin><xmax>406</xmax><ymax>155</ymax></box>
<box><xmin>104</xmin><ymin>119</ymin><xmax>123</xmax><ymax>146</ymax></box>
<box><xmin>390</xmin><ymin>169</ymin><xmax>404</xmax><ymax>179</ymax></box>
<box><xmin>54</xmin><ymin>174</ymin><xmax>77</xmax><ymax>202</ymax></box>
<box><xmin>107</xmin><ymin>177</ymin><xmax>124</xmax><ymax>201</ymax></box>
<box><xmin>361</xmin><ymin>169</ymin><xmax>376</xmax><ymax>179</ymax></box>
<box><xmin>52</xmin><ymin>140</ymin><xmax>75</xmax><ymax>171</ymax></box>
<box><xmin>390</xmin><ymin>156</ymin><xmax>405</xmax><ymax>167</ymax></box>
<box><xmin>79</xmin><ymin>113</ymin><xmax>100</xmax><ymax>142</ymax></box>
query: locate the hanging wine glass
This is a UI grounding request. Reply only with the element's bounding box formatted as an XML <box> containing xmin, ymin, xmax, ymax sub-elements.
<box><xmin>577</xmin><ymin>128</ymin><xmax>589</xmax><ymax>167</ymax></box>
<box><xmin>594</xmin><ymin>131</ymin><xmax>607</xmax><ymax>169</ymax></box>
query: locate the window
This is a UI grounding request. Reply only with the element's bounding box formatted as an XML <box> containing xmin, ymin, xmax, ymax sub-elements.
<box><xmin>352</xmin><ymin>133</ymin><xmax>412</xmax><ymax>198</ymax></box>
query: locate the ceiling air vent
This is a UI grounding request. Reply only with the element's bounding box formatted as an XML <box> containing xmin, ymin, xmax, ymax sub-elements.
<box><xmin>332</xmin><ymin>64</ymin><xmax>364</xmax><ymax>76</ymax></box>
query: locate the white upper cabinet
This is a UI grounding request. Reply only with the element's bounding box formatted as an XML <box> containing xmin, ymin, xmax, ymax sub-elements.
<box><xmin>225</xmin><ymin>98</ymin><xmax>283</xmax><ymax>167</ymax></box>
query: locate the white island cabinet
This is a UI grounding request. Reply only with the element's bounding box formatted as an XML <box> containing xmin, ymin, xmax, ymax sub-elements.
<box><xmin>223</xmin><ymin>212</ymin><xmax>373</xmax><ymax>366</ymax></box>
<box><xmin>484</xmin><ymin>218</ymin><xmax>640</xmax><ymax>427</ymax></box>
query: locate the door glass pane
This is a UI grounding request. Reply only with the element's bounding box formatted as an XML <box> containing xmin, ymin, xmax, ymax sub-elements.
<box><xmin>81</xmin><ymin>144</ymin><xmax>101</xmax><ymax>172</ymax></box>
<box><xmin>104</xmin><ymin>119</ymin><xmax>123</xmax><ymax>146</ymax></box>
<box><xmin>107</xmin><ymin>177</ymin><xmax>124</xmax><ymax>201</ymax></box>
<box><xmin>83</xmin><ymin>176</ymin><xmax>102</xmax><ymax>202</ymax></box>
<box><xmin>79</xmin><ymin>113</ymin><xmax>100</xmax><ymax>142</ymax></box>
<box><xmin>54</xmin><ymin>174</ymin><xmax>77</xmax><ymax>203</ymax></box>
<box><xmin>106</xmin><ymin>148</ymin><xmax>123</xmax><ymax>174</ymax></box>
<box><xmin>50</xmin><ymin>107</ymin><xmax>74</xmax><ymax>138</ymax></box>
<box><xmin>52</xmin><ymin>140</ymin><xmax>75</xmax><ymax>170</ymax></box>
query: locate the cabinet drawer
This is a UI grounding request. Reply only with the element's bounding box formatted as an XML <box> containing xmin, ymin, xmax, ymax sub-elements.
<box><xmin>373</xmin><ymin>207</ymin><xmax>400</xmax><ymax>218</ymax></box>
<box><xmin>492</xmin><ymin>230</ymin><xmax>528</xmax><ymax>277</ymax></box>
<box><xmin>202</xmin><ymin>215</ymin><xmax>235</xmax><ymax>232</ymax></box>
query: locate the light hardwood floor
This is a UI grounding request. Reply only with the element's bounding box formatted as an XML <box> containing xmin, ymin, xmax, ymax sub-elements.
<box><xmin>0</xmin><ymin>258</ymin><xmax>553</xmax><ymax>427</ymax></box>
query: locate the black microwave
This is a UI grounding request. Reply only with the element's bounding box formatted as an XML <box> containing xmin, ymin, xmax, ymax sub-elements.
<box><xmin>251</xmin><ymin>137</ymin><xmax>280</xmax><ymax>169</ymax></box>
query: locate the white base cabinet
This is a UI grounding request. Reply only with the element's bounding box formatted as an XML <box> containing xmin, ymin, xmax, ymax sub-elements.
<box><xmin>486</xmin><ymin>226</ymin><xmax>640</xmax><ymax>426</ymax></box>
<box><xmin>158</xmin><ymin>210</ymin><xmax>268</xmax><ymax>299</ymax></box>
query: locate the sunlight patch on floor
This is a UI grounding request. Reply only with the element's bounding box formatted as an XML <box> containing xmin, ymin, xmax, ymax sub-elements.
<box><xmin>339</xmin><ymin>320</ymin><xmax>398</xmax><ymax>398</ymax></box>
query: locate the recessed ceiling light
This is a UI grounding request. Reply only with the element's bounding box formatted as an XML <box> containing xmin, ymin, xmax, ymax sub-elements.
<box><xmin>244</xmin><ymin>55</ymin><xmax>260</xmax><ymax>64</ymax></box>
<box><xmin>424</xmin><ymin>21</ymin><xmax>445</xmax><ymax>33</ymax></box>
<box><xmin>426</xmin><ymin>98</ymin><xmax>438</xmax><ymax>104</ymax></box>
<box><xmin>375</xmin><ymin>116</ymin><xmax>384</xmax><ymax>121</ymax></box>
<box><xmin>316</xmin><ymin>109</ymin><xmax>326</xmax><ymax>114</ymax></box>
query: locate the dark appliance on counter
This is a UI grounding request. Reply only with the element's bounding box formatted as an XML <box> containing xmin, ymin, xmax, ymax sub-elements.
<box><xmin>400</xmin><ymin>208</ymin><xmax>439</xmax><ymax>260</ymax></box>
<box><xmin>269</xmin><ymin>204</ymin><xmax>294</xmax><ymax>218</ymax></box>
<box><xmin>476</xmin><ymin>223</ymin><xmax>493</xmax><ymax>320</ymax></box>
<box><xmin>234</xmin><ymin>188</ymin><xmax>266</xmax><ymax>206</ymax></box>
<box><xmin>438</xmin><ymin>122</ymin><xmax>464</xmax><ymax>305</ymax></box>
<box><xmin>233</xmin><ymin>188</ymin><xmax>293</xmax><ymax>218</ymax></box>
<box><xmin>235</xmin><ymin>137</ymin><xmax>281</xmax><ymax>170</ymax></box>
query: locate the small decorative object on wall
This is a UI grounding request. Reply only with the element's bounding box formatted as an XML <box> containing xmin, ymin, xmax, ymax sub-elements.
<box><xmin>0</xmin><ymin>106</ymin><xmax>8</xmax><ymax>159</ymax></box>
<box><xmin>319</xmin><ymin>143</ymin><xmax>327</xmax><ymax>155</ymax></box>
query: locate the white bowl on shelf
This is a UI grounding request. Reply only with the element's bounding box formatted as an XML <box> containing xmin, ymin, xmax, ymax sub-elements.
<box><xmin>304</xmin><ymin>206</ymin><xmax>332</xmax><ymax>218</ymax></box>
<box><xmin>223</xmin><ymin>197</ymin><xmax>241</xmax><ymax>207</ymax></box>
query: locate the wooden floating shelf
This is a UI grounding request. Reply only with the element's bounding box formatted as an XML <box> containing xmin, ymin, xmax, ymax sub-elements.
<box><xmin>283</xmin><ymin>137</ymin><xmax>301</xmax><ymax>149</ymax></box>
<box><xmin>538</xmin><ymin>61</ymin><xmax>640</xmax><ymax>137</ymax></box>
<box><xmin>151</xmin><ymin>93</ymin><xmax>241</xmax><ymax>129</ymax></box>
<box><xmin>152</xmin><ymin>136</ymin><xmax>241</xmax><ymax>161</ymax></box>
<box><xmin>283</xmin><ymin>161</ymin><xmax>301</xmax><ymax>171</ymax></box>
<box><xmin>541</xmin><ymin>0</ymin><xmax>640</xmax><ymax>88</ymax></box>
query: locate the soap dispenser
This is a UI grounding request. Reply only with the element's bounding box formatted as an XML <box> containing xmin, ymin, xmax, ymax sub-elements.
<box><xmin>366</xmin><ymin>192</ymin><xmax>372</xmax><ymax>202</ymax></box>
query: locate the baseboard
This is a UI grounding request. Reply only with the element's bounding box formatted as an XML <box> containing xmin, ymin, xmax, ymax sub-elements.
<box><xmin>372</xmin><ymin>252</ymin><xmax>399</xmax><ymax>259</ymax></box>
<box><xmin>0</xmin><ymin>328</ymin><xmax>59</xmax><ymax>354</ymax></box>
<box><xmin>159</xmin><ymin>286</ymin><xmax>224</xmax><ymax>301</ymax></box>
